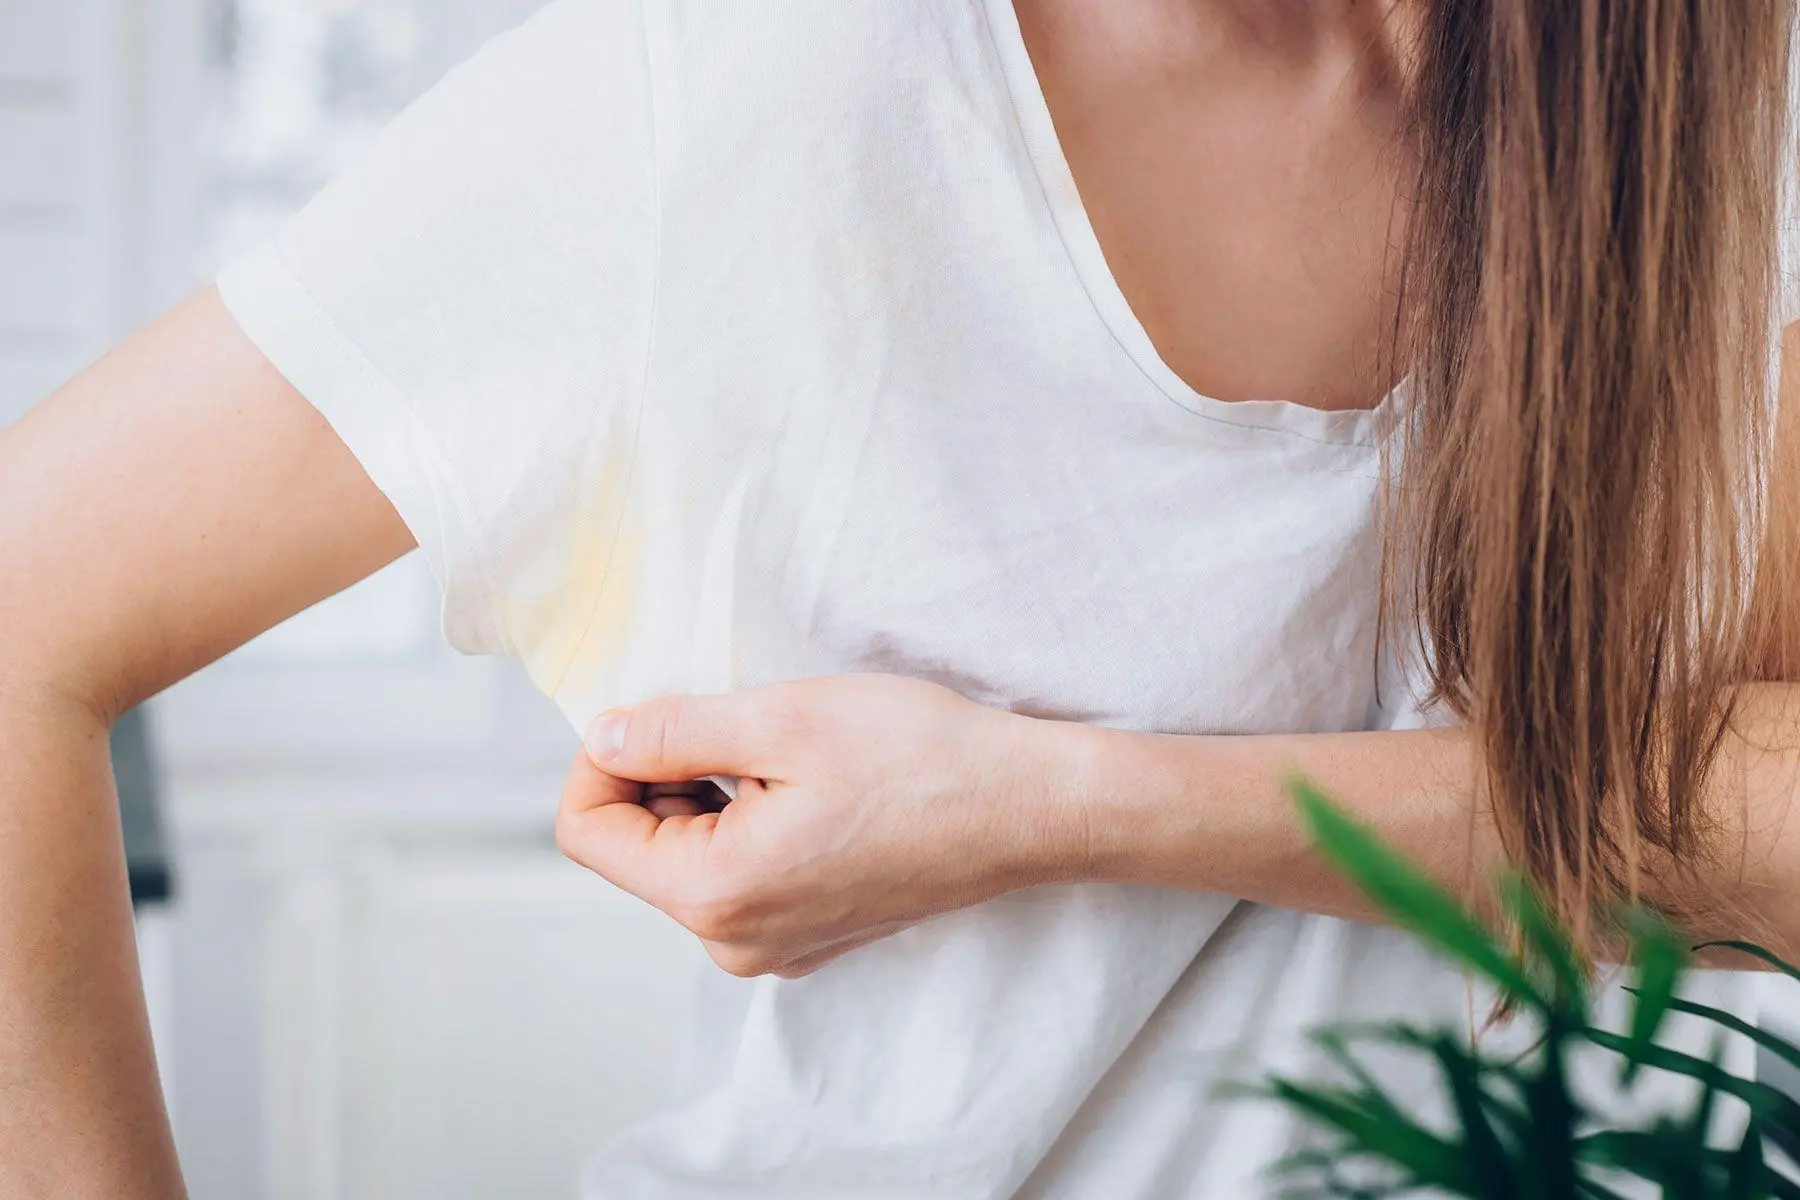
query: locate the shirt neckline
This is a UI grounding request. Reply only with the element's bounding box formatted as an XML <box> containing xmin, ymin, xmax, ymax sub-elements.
<box><xmin>978</xmin><ymin>0</ymin><xmax>1403</xmax><ymax>449</ymax></box>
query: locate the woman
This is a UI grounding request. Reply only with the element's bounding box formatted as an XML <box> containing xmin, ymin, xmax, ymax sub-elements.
<box><xmin>3</xmin><ymin>0</ymin><xmax>1797</xmax><ymax>1195</ymax></box>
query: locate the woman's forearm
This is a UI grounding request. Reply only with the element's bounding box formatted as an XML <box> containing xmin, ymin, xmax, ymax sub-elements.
<box><xmin>1047</xmin><ymin>682</ymin><xmax>1800</xmax><ymax>950</ymax></box>
<box><xmin>0</xmin><ymin>682</ymin><xmax>183</xmax><ymax>1198</ymax></box>
<box><xmin>1052</xmin><ymin>718</ymin><xmax>1498</xmax><ymax>921</ymax></box>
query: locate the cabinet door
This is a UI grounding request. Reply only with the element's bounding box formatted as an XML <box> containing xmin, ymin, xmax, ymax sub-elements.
<box><xmin>171</xmin><ymin>775</ymin><xmax>710</xmax><ymax>1200</ymax></box>
<box><xmin>256</xmin><ymin>836</ymin><xmax>707</xmax><ymax>1200</ymax></box>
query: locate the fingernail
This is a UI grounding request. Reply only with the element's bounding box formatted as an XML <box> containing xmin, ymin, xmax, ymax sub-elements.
<box><xmin>585</xmin><ymin>709</ymin><xmax>630</xmax><ymax>763</ymax></box>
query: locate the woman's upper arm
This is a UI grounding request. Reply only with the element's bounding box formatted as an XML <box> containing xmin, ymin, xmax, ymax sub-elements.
<box><xmin>0</xmin><ymin>287</ymin><xmax>413</xmax><ymax>717</ymax></box>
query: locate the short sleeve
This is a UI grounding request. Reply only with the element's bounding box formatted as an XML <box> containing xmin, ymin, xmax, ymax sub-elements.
<box><xmin>215</xmin><ymin>0</ymin><xmax>658</xmax><ymax>662</ymax></box>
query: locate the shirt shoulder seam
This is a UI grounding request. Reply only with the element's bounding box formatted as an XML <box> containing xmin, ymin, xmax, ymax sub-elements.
<box><xmin>266</xmin><ymin>235</ymin><xmax>519</xmax><ymax>658</ymax></box>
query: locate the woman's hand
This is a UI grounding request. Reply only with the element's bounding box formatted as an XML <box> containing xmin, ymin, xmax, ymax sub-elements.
<box><xmin>553</xmin><ymin>674</ymin><xmax>1089</xmax><ymax>979</ymax></box>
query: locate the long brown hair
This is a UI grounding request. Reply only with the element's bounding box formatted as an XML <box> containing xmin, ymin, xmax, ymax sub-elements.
<box><xmin>1393</xmin><ymin>0</ymin><xmax>1793</xmax><ymax>955</ymax></box>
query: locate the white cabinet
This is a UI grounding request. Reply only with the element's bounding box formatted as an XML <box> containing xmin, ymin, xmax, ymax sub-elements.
<box><xmin>163</xmin><ymin>780</ymin><xmax>706</xmax><ymax>1200</ymax></box>
<box><xmin>333</xmin><ymin>843</ymin><xmax>703</xmax><ymax>1198</ymax></box>
<box><xmin>164</xmin><ymin>744</ymin><xmax>710</xmax><ymax>1200</ymax></box>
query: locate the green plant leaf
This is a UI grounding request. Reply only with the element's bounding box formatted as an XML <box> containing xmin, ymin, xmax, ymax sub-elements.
<box><xmin>1632</xmin><ymin>991</ymin><xmax>1800</xmax><ymax>1080</ymax></box>
<box><xmin>1263</xmin><ymin>1078</ymin><xmax>1485</xmax><ymax>1193</ymax></box>
<box><xmin>1519</xmin><ymin>1036</ymin><xmax>1583</xmax><ymax>1199</ymax></box>
<box><xmin>1289</xmin><ymin>779</ymin><xmax>1542</xmax><ymax>1006</ymax></box>
<box><xmin>1307</xmin><ymin>1029</ymin><xmax>1421</xmax><ymax>1128</ymax></box>
<box><xmin>1340</xmin><ymin>1019</ymin><xmax>1550</xmax><ymax>1158</ymax></box>
<box><xmin>1618</xmin><ymin>908</ymin><xmax>1688</xmax><ymax>1085</ymax></box>
<box><xmin>1573</xmin><ymin>1182</ymin><xmax>1648</xmax><ymax>1200</ymax></box>
<box><xmin>1265</xmin><ymin>1147</ymin><xmax>1409</xmax><ymax>1200</ymax></box>
<box><xmin>1766</xmin><ymin>1168</ymin><xmax>1800</xmax><ymax>1200</ymax></box>
<box><xmin>1575</xmin><ymin>1129</ymin><xmax>1677</xmax><ymax>1176</ymax></box>
<box><xmin>1670</xmin><ymin>1038</ymin><xmax>1727</xmax><ymax>1199</ymax></box>
<box><xmin>1583</xmin><ymin>1028</ymin><xmax>1800</xmax><ymax>1142</ymax></box>
<box><xmin>1693</xmin><ymin>940</ymin><xmax>1800</xmax><ymax>983</ymax></box>
<box><xmin>1499</xmin><ymin>871</ymin><xmax>1588</xmax><ymax>1019</ymax></box>
<box><xmin>1576</xmin><ymin>1128</ymin><xmax>1770</xmax><ymax>1195</ymax></box>
<box><xmin>1722</xmin><ymin>1115</ymin><xmax>1767</xmax><ymax>1200</ymax></box>
<box><xmin>1242</xmin><ymin>789</ymin><xmax>1800</xmax><ymax>1200</ymax></box>
<box><xmin>1423</xmin><ymin>1030</ymin><xmax>1517</xmax><ymax>1198</ymax></box>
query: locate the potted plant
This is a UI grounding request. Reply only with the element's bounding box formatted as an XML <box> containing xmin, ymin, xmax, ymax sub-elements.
<box><xmin>1243</xmin><ymin>781</ymin><xmax>1800</xmax><ymax>1199</ymax></box>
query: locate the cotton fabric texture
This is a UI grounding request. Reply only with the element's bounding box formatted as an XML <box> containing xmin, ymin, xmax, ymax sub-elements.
<box><xmin>215</xmin><ymin>1</ymin><xmax>1800</xmax><ymax>1195</ymax></box>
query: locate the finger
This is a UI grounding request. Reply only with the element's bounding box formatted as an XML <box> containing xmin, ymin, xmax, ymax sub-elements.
<box><xmin>643</xmin><ymin>781</ymin><xmax>709</xmax><ymax>799</ymax></box>
<box><xmin>583</xmin><ymin>689</ymin><xmax>791</xmax><ymax>783</ymax></box>
<box><xmin>644</xmin><ymin>780</ymin><xmax>732</xmax><ymax>804</ymax></box>
<box><xmin>643</xmin><ymin>780</ymin><xmax>708</xmax><ymax>818</ymax></box>
<box><xmin>557</xmin><ymin>746</ymin><xmax>644</xmax><ymax>822</ymax></box>
<box><xmin>645</xmin><ymin>794</ymin><xmax>706</xmax><ymax>820</ymax></box>
<box><xmin>555</xmin><ymin>748</ymin><xmax>715</xmax><ymax>900</ymax></box>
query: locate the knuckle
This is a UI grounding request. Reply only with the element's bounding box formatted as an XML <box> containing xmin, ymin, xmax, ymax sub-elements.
<box><xmin>680</xmin><ymin>889</ymin><xmax>754</xmax><ymax>944</ymax></box>
<box><xmin>634</xmin><ymin>698</ymin><xmax>680</xmax><ymax>764</ymax></box>
<box><xmin>685</xmin><ymin>908</ymin><xmax>728</xmax><ymax>943</ymax></box>
<box><xmin>552</xmin><ymin>812</ymin><xmax>583</xmax><ymax>865</ymax></box>
<box><xmin>759</xmin><ymin>687</ymin><xmax>817</xmax><ymax>744</ymax></box>
<box><xmin>707</xmin><ymin>943</ymin><xmax>774</xmax><ymax>979</ymax></box>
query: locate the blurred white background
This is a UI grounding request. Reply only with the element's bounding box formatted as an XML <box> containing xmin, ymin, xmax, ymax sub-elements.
<box><xmin>0</xmin><ymin>2</ymin><xmax>705</xmax><ymax>1197</ymax></box>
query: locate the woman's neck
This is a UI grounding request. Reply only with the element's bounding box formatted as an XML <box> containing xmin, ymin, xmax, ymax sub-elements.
<box><xmin>1200</xmin><ymin>0</ymin><xmax>1409</xmax><ymax>61</ymax></box>
<box><xmin>1010</xmin><ymin>0</ymin><xmax>1419</xmax><ymax>411</ymax></box>
<box><xmin>1038</xmin><ymin>0</ymin><xmax>1414</xmax><ymax>85</ymax></box>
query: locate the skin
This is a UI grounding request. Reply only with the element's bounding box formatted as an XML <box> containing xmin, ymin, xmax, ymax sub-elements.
<box><xmin>1</xmin><ymin>0</ymin><xmax>1793</xmax><ymax>1191</ymax></box>
<box><xmin>0</xmin><ymin>289</ymin><xmax>414</xmax><ymax>1195</ymax></box>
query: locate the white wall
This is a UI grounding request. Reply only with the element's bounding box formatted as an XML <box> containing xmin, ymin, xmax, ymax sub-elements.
<box><xmin>2</xmin><ymin>0</ymin><xmax>190</xmax><ymax>1139</ymax></box>
<box><xmin>0</xmin><ymin>3</ymin><xmax>706</xmax><ymax>1196</ymax></box>
<box><xmin>0</xmin><ymin>1</ymin><xmax>121</xmax><ymax>420</ymax></box>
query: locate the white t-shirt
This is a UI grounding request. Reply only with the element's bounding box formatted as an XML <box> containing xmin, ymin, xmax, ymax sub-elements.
<box><xmin>216</xmin><ymin>1</ymin><xmax>1800</xmax><ymax>1195</ymax></box>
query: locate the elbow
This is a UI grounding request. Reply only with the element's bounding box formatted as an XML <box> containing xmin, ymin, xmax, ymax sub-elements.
<box><xmin>0</xmin><ymin>635</ymin><xmax>134</xmax><ymax>734</ymax></box>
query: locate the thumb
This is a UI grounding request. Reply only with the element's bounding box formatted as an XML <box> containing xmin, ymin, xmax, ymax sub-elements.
<box><xmin>583</xmin><ymin>691</ymin><xmax>783</xmax><ymax>783</ymax></box>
